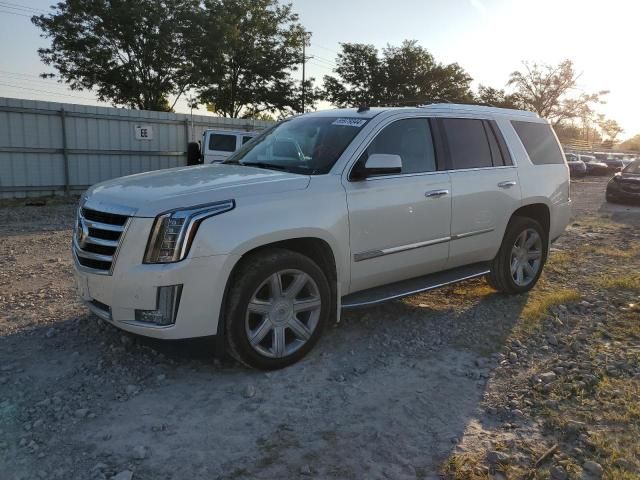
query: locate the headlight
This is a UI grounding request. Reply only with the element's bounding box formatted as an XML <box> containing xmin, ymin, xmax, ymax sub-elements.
<box><xmin>144</xmin><ymin>200</ymin><xmax>235</xmax><ymax>263</ymax></box>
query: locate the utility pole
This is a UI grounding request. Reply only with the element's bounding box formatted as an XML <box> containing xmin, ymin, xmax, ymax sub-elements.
<box><xmin>301</xmin><ymin>30</ymin><xmax>312</xmax><ymax>114</ymax></box>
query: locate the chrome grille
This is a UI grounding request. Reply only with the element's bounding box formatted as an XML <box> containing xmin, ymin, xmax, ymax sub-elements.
<box><xmin>73</xmin><ymin>207</ymin><xmax>130</xmax><ymax>274</ymax></box>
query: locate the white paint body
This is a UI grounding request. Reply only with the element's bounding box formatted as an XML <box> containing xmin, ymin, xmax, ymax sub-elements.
<box><xmin>73</xmin><ymin>105</ymin><xmax>571</xmax><ymax>340</ymax></box>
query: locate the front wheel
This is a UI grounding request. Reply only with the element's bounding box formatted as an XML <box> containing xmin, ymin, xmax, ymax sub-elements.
<box><xmin>224</xmin><ymin>248</ymin><xmax>331</xmax><ymax>370</ymax></box>
<box><xmin>486</xmin><ymin>216</ymin><xmax>547</xmax><ymax>294</ymax></box>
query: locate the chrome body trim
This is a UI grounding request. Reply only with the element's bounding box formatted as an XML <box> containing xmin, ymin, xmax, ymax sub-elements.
<box><xmin>73</xmin><ymin>208</ymin><xmax>131</xmax><ymax>275</ymax></box>
<box><xmin>354</xmin><ymin>236</ymin><xmax>451</xmax><ymax>262</ymax></box>
<box><xmin>83</xmin><ymin>299</ymin><xmax>112</xmax><ymax>322</ymax></box>
<box><xmin>424</xmin><ymin>189</ymin><xmax>449</xmax><ymax>198</ymax></box>
<box><xmin>353</xmin><ymin>228</ymin><xmax>494</xmax><ymax>262</ymax></box>
<box><xmin>83</xmin><ymin>218</ymin><xmax>126</xmax><ymax>233</ymax></box>
<box><xmin>450</xmin><ymin>227</ymin><xmax>495</xmax><ymax>240</ymax></box>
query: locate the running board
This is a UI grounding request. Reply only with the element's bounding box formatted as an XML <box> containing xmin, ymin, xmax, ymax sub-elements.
<box><xmin>341</xmin><ymin>262</ymin><xmax>491</xmax><ymax>309</ymax></box>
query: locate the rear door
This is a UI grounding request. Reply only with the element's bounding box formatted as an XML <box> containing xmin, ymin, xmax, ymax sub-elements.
<box><xmin>438</xmin><ymin>117</ymin><xmax>521</xmax><ymax>268</ymax></box>
<box><xmin>343</xmin><ymin>117</ymin><xmax>452</xmax><ymax>293</ymax></box>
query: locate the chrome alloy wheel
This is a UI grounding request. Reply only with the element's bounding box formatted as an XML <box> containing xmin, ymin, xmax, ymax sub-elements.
<box><xmin>245</xmin><ymin>269</ymin><xmax>322</xmax><ymax>358</ymax></box>
<box><xmin>510</xmin><ymin>228</ymin><xmax>543</xmax><ymax>287</ymax></box>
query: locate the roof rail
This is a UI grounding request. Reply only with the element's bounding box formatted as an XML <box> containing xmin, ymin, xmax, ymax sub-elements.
<box><xmin>418</xmin><ymin>103</ymin><xmax>539</xmax><ymax>118</ymax></box>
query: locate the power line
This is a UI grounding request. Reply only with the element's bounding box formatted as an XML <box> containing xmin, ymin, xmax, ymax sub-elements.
<box><xmin>310</xmin><ymin>54</ymin><xmax>337</xmax><ymax>66</ymax></box>
<box><xmin>0</xmin><ymin>81</ymin><xmax>98</xmax><ymax>101</ymax></box>
<box><xmin>0</xmin><ymin>1</ymin><xmax>48</xmax><ymax>14</ymax></box>
<box><xmin>308</xmin><ymin>60</ymin><xmax>335</xmax><ymax>72</ymax></box>
<box><xmin>0</xmin><ymin>9</ymin><xmax>32</xmax><ymax>17</ymax></box>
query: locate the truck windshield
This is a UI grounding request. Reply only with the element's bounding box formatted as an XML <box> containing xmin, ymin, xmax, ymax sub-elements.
<box><xmin>224</xmin><ymin>116</ymin><xmax>369</xmax><ymax>174</ymax></box>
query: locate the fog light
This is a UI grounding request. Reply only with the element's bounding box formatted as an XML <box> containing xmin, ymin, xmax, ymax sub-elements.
<box><xmin>135</xmin><ymin>285</ymin><xmax>183</xmax><ymax>326</ymax></box>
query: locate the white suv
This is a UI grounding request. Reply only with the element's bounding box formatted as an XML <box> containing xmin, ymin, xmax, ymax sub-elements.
<box><xmin>73</xmin><ymin>104</ymin><xmax>571</xmax><ymax>369</ymax></box>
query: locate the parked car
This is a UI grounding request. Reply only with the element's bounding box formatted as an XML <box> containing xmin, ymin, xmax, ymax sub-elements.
<box><xmin>192</xmin><ymin>130</ymin><xmax>259</xmax><ymax>164</ymax></box>
<box><xmin>601</xmin><ymin>153</ymin><xmax>625</xmax><ymax>172</ymax></box>
<box><xmin>73</xmin><ymin>104</ymin><xmax>571</xmax><ymax>369</ymax></box>
<box><xmin>565</xmin><ymin>153</ymin><xmax>587</xmax><ymax>177</ymax></box>
<box><xmin>606</xmin><ymin>160</ymin><xmax>640</xmax><ymax>204</ymax></box>
<box><xmin>581</xmin><ymin>155</ymin><xmax>609</xmax><ymax>175</ymax></box>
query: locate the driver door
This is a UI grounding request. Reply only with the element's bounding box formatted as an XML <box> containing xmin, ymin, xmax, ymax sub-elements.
<box><xmin>343</xmin><ymin>117</ymin><xmax>452</xmax><ymax>293</ymax></box>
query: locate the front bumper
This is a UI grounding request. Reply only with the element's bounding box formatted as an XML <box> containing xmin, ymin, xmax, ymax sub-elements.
<box><xmin>73</xmin><ymin>217</ymin><xmax>240</xmax><ymax>339</ymax></box>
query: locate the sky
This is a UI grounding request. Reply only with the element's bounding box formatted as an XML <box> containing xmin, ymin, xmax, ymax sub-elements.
<box><xmin>1</xmin><ymin>0</ymin><xmax>638</xmax><ymax>138</ymax></box>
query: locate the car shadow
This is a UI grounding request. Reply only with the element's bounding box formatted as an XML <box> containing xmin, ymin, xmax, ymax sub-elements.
<box><xmin>1</xmin><ymin>278</ymin><xmax>528</xmax><ymax>479</ymax></box>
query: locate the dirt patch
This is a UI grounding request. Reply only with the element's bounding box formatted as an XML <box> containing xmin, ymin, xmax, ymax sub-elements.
<box><xmin>1</xmin><ymin>177</ymin><xmax>639</xmax><ymax>480</ymax></box>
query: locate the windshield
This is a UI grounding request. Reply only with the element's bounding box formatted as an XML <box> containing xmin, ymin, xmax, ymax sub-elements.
<box><xmin>225</xmin><ymin>116</ymin><xmax>369</xmax><ymax>174</ymax></box>
<box><xmin>623</xmin><ymin>160</ymin><xmax>640</xmax><ymax>174</ymax></box>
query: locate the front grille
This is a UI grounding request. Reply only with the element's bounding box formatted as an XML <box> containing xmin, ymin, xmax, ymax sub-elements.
<box><xmin>73</xmin><ymin>207</ymin><xmax>130</xmax><ymax>274</ymax></box>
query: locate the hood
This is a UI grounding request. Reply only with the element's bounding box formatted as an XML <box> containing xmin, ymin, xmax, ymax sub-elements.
<box><xmin>84</xmin><ymin>164</ymin><xmax>310</xmax><ymax>217</ymax></box>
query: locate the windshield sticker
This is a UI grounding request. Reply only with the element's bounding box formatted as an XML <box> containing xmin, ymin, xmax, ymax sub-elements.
<box><xmin>332</xmin><ymin>118</ymin><xmax>367</xmax><ymax>127</ymax></box>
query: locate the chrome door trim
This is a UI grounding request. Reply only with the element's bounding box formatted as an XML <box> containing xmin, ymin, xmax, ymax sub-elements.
<box><xmin>353</xmin><ymin>236</ymin><xmax>450</xmax><ymax>262</ymax></box>
<box><xmin>450</xmin><ymin>227</ymin><xmax>495</xmax><ymax>240</ymax></box>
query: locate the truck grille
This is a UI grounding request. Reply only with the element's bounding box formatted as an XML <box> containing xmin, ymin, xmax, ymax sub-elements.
<box><xmin>73</xmin><ymin>207</ymin><xmax>130</xmax><ymax>274</ymax></box>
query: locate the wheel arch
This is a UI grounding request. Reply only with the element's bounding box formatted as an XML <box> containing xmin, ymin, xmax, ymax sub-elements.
<box><xmin>216</xmin><ymin>235</ymin><xmax>341</xmax><ymax>342</ymax></box>
<box><xmin>510</xmin><ymin>202</ymin><xmax>551</xmax><ymax>238</ymax></box>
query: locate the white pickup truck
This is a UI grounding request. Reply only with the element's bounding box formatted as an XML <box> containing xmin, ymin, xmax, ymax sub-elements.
<box><xmin>73</xmin><ymin>104</ymin><xmax>571</xmax><ymax>369</ymax></box>
<box><xmin>199</xmin><ymin>129</ymin><xmax>258</xmax><ymax>163</ymax></box>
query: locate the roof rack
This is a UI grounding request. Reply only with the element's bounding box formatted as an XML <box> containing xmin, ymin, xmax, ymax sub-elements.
<box><xmin>418</xmin><ymin>103</ymin><xmax>539</xmax><ymax>118</ymax></box>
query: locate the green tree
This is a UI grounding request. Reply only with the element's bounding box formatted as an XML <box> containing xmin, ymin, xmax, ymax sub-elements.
<box><xmin>192</xmin><ymin>0</ymin><xmax>309</xmax><ymax>118</ymax></box>
<box><xmin>323</xmin><ymin>40</ymin><xmax>473</xmax><ymax>107</ymax></box>
<box><xmin>474</xmin><ymin>85</ymin><xmax>521</xmax><ymax>109</ymax></box>
<box><xmin>507</xmin><ymin>60</ymin><xmax>608</xmax><ymax>125</ymax></box>
<box><xmin>32</xmin><ymin>0</ymin><xmax>197</xmax><ymax>111</ymax></box>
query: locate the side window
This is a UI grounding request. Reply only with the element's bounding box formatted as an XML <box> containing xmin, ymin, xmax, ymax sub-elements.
<box><xmin>441</xmin><ymin>118</ymin><xmax>493</xmax><ymax>169</ymax></box>
<box><xmin>483</xmin><ymin>121</ymin><xmax>504</xmax><ymax>166</ymax></box>
<box><xmin>208</xmin><ymin>134</ymin><xmax>237</xmax><ymax>152</ymax></box>
<box><xmin>362</xmin><ymin>118</ymin><xmax>436</xmax><ymax>175</ymax></box>
<box><xmin>511</xmin><ymin>121</ymin><xmax>564</xmax><ymax>165</ymax></box>
<box><xmin>242</xmin><ymin>135</ymin><xmax>254</xmax><ymax>145</ymax></box>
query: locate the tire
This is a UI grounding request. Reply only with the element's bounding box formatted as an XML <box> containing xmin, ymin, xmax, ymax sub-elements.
<box><xmin>225</xmin><ymin>248</ymin><xmax>331</xmax><ymax>370</ymax></box>
<box><xmin>486</xmin><ymin>216</ymin><xmax>547</xmax><ymax>294</ymax></box>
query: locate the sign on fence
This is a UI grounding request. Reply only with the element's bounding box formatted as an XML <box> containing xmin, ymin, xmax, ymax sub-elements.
<box><xmin>135</xmin><ymin>125</ymin><xmax>153</xmax><ymax>140</ymax></box>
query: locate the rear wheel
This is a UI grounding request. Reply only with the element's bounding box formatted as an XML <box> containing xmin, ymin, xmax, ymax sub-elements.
<box><xmin>487</xmin><ymin>216</ymin><xmax>547</xmax><ymax>294</ymax></box>
<box><xmin>225</xmin><ymin>248</ymin><xmax>330</xmax><ymax>370</ymax></box>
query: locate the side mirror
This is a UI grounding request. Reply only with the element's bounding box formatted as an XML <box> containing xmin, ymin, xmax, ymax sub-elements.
<box><xmin>364</xmin><ymin>153</ymin><xmax>402</xmax><ymax>175</ymax></box>
<box><xmin>187</xmin><ymin>142</ymin><xmax>202</xmax><ymax>166</ymax></box>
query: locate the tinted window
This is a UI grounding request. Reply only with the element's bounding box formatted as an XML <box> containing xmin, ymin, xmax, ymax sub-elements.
<box><xmin>362</xmin><ymin>118</ymin><xmax>436</xmax><ymax>174</ymax></box>
<box><xmin>442</xmin><ymin>118</ymin><xmax>493</xmax><ymax>169</ymax></box>
<box><xmin>511</xmin><ymin>121</ymin><xmax>564</xmax><ymax>165</ymax></box>
<box><xmin>242</xmin><ymin>135</ymin><xmax>253</xmax><ymax>145</ymax></box>
<box><xmin>487</xmin><ymin>121</ymin><xmax>513</xmax><ymax>166</ymax></box>
<box><xmin>208</xmin><ymin>134</ymin><xmax>237</xmax><ymax>152</ymax></box>
<box><xmin>484</xmin><ymin>121</ymin><xmax>504</xmax><ymax>166</ymax></box>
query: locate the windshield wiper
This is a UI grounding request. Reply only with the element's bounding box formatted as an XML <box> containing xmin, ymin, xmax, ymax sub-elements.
<box><xmin>241</xmin><ymin>162</ymin><xmax>289</xmax><ymax>171</ymax></box>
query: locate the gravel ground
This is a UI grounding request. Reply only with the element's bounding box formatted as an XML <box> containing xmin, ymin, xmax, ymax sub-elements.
<box><xmin>0</xmin><ymin>176</ymin><xmax>639</xmax><ymax>480</ymax></box>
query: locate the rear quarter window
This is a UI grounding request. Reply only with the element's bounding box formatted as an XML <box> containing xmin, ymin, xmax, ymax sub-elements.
<box><xmin>511</xmin><ymin>121</ymin><xmax>564</xmax><ymax>165</ymax></box>
<box><xmin>208</xmin><ymin>134</ymin><xmax>237</xmax><ymax>152</ymax></box>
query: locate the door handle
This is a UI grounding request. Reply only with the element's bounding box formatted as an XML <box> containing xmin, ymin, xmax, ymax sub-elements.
<box><xmin>498</xmin><ymin>181</ymin><xmax>517</xmax><ymax>189</ymax></box>
<box><xmin>425</xmin><ymin>189</ymin><xmax>449</xmax><ymax>198</ymax></box>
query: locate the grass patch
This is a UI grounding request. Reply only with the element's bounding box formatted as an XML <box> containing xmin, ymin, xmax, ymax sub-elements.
<box><xmin>597</xmin><ymin>274</ymin><xmax>640</xmax><ymax>291</ymax></box>
<box><xmin>441</xmin><ymin>452</ymin><xmax>488</xmax><ymax>479</ymax></box>
<box><xmin>580</xmin><ymin>244</ymin><xmax>640</xmax><ymax>259</ymax></box>
<box><xmin>546</xmin><ymin>250</ymin><xmax>572</xmax><ymax>274</ymax></box>
<box><xmin>518</xmin><ymin>289</ymin><xmax>581</xmax><ymax>332</ymax></box>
